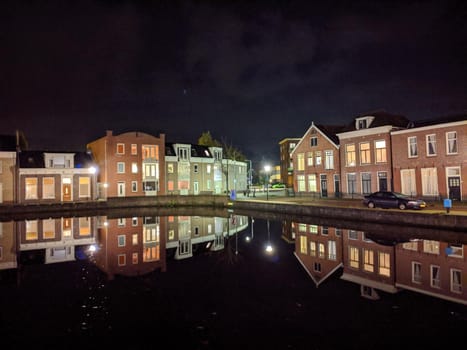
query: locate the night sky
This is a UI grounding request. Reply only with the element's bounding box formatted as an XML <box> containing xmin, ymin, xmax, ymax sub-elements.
<box><xmin>2</xmin><ymin>0</ymin><xmax>467</xmax><ymax>164</ymax></box>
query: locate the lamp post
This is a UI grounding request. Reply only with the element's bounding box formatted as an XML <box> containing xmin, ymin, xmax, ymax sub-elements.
<box><xmin>245</xmin><ymin>217</ymin><xmax>254</xmax><ymax>242</ymax></box>
<box><xmin>264</xmin><ymin>164</ymin><xmax>271</xmax><ymax>200</ymax></box>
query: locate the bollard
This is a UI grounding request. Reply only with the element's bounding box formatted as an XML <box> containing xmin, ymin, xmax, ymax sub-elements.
<box><xmin>443</xmin><ymin>198</ymin><xmax>452</xmax><ymax>213</ymax></box>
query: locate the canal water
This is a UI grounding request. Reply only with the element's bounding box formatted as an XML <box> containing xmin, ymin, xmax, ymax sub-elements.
<box><xmin>0</xmin><ymin>208</ymin><xmax>465</xmax><ymax>349</ymax></box>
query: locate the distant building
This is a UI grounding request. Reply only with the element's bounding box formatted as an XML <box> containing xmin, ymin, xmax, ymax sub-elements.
<box><xmin>0</xmin><ymin>134</ymin><xmax>18</xmax><ymax>203</ymax></box>
<box><xmin>87</xmin><ymin>130</ymin><xmax>166</xmax><ymax>199</ymax></box>
<box><xmin>278</xmin><ymin>138</ymin><xmax>300</xmax><ymax>187</ymax></box>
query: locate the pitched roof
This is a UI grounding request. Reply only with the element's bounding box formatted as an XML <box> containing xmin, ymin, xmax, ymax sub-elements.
<box><xmin>18</xmin><ymin>150</ymin><xmax>94</xmax><ymax>168</ymax></box>
<box><xmin>408</xmin><ymin>113</ymin><xmax>467</xmax><ymax>128</ymax></box>
<box><xmin>165</xmin><ymin>143</ymin><xmax>213</xmax><ymax>158</ymax></box>
<box><xmin>340</xmin><ymin>110</ymin><xmax>410</xmax><ymax>132</ymax></box>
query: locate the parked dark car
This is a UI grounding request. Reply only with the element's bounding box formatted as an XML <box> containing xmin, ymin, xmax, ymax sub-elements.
<box><xmin>363</xmin><ymin>191</ymin><xmax>427</xmax><ymax>210</ymax></box>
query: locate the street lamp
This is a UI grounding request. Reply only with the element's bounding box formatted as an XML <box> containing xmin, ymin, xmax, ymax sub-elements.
<box><xmin>264</xmin><ymin>164</ymin><xmax>271</xmax><ymax>200</ymax></box>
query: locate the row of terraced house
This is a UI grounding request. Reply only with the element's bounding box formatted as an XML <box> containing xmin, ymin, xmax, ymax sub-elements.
<box><xmin>280</xmin><ymin>110</ymin><xmax>467</xmax><ymax>201</ymax></box>
<box><xmin>0</xmin><ymin>130</ymin><xmax>248</xmax><ymax>205</ymax></box>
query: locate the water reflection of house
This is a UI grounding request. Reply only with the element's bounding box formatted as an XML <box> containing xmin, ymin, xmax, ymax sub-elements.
<box><xmin>94</xmin><ymin>216</ymin><xmax>166</xmax><ymax>279</ymax></box>
<box><xmin>165</xmin><ymin>215</ymin><xmax>248</xmax><ymax>260</ymax></box>
<box><xmin>341</xmin><ymin>229</ymin><xmax>399</xmax><ymax>299</ymax></box>
<box><xmin>396</xmin><ymin>239</ymin><xmax>466</xmax><ymax>305</ymax></box>
<box><xmin>293</xmin><ymin>223</ymin><xmax>343</xmax><ymax>287</ymax></box>
<box><xmin>0</xmin><ymin>221</ymin><xmax>17</xmax><ymax>270</ymax></box>
<box><xmin>17</xmin><ymin>217</ymin><xmax>97</xmax><ymax>264</ymax></box>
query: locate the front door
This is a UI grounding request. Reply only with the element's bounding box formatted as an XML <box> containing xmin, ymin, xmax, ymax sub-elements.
<box><xmin>378</xmin><ymin>172</ymin><xmax>388</xmax><ymax>191</ymax></box>
<box><xmin>448</xmin><ymin>177</ymin><xmax>461</xmax><ymax>200</ymax></box>
<box><xmin>320</xmin><ymin>175</ymin><xmax>328</xmax><ymax>198</ymax></box>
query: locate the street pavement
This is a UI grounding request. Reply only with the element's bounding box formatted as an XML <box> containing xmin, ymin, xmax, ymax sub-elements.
<box><xmin>234</xmin><ymin>189</ymin><xmax>467</xmax><ymax>216</ymax></box>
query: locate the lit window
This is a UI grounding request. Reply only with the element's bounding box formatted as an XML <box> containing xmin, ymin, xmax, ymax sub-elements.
<box><xmin>43</xmin><ymin>177</ymin><xmax>55</xmax><ymax>199</ymax></box>
<box><xmin>446</xmin><ymin>131</ymin><xmax>457</xmax><ymax>154</ymax></box>
<box><xmin>375</xmin><ymin>140</ymin><xmax>387</xmax><ymax>163</ymax></box>
<box><xmin>25</xmin><ymin>178</ymin><xmax>38</xmax><ymax>200</ymax></box>
<box><xmin>132</xmin><ymin>162</ymin><xmax>138</xmax><ymax>173</ymax></box>
<box><xmin>131</xmin><ymin>144</ymin><xmax>137</xmax><ymax>155</ymax></box>
<box><xmin>426</xmin><ymin>134</ymin><xmax>436</xmax><ymax>156</ymax></box>
<box><xmin>408</xmin><ymin>136</ymin><xmax>418</xmax><ymax>157</ymax></box>
<box><xmin>117</xmin><ymin>143</ymin><xmax>125</xmax><ymax>155</ymax></box>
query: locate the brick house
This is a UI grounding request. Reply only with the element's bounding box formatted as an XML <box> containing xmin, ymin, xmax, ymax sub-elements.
<box><xmin>391</xmin><ymin>115</ymin><xmax>467</xmax><ymax>201</ymax></box>
<box><xmin>336</xmin><ymin>111</ymin><xmax>410</xmax><ymax>197</ymax></box>
<box><xmin>291</xmin><ymin>122</ymin><xmax>343</xmax><ymax>197</ymax></box>
<box><xmin>87</xmin><ymin>130</ymin><xmax>166</xmax><ymax>198</ymax></box>
<box><xmin>17</xmin><ymin>150</ymin><xmax>97</xmax><ymax>203</ymax></box>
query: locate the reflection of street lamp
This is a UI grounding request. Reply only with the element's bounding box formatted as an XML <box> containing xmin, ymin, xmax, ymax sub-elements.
<box><xmin>245</xmin><ymin>217</ymin><xmax>254</xmax><ymax>242</ymax></box>
<box><xmin>265</xmin><ymin>219</ymin><xmax>273</xmax><ymax>253</ymax></box>
<box><xmin>264</xmin><ymin>164</ymin><xmax>271</xmax><ymax>200</ymax></box>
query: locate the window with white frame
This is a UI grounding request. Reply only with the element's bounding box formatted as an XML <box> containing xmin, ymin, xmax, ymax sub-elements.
<box><xmin>310</xmin><ymin>241</ymin><xmax>316</xmax><ymax>257</ymax></box>
<box><xmin>378</xmin><ymin>252</ymin><xmax>390</xmax><ymax>277</ymax></box>
<box><xmin>315</xmin><ymin>151</ymin><xmax>322</xmax><ymax>165</ymax></box>
<box><xmin>142</xmin><ymin>145</ymin><xmax>159</xmax><ymax>160</ymax></box>
<box><xmin>296</xmin><ymin>153</ymin><xmax>305</xmax><ymax>171</ymax></box>
<box><xmin>421</xmin><ymin>167</ymin><xmax>438</xmax><ymax>196</ymax></box>
<box><xmin>360</xmin><ymin>142</ymin><xmax>371</xmax><ymax>164</ymax></box>
<box><xmin>117</xmin><ymin>143</ymin><xmax>125</xmax><ymax>155</ymax></box>
<box><xmin>375</xmin><ymin>140</ymin><xmax>387</xmax><ymax>163</ymax></box>
<box><xmin>408</xmin><ymin>136</ymin><xmax>418</xmax><ymax>157</ymax></box>
<box><xmin>307</xmin><ymin>174</ymin><xmax>317</xmax><ymax>192</ymax></box>
<box><xmin>446</xmin><ymin>243</ymin><xmax>463</xmax><ymax>258</ymax></box>
<box><xmin>193</xmin><ymin>164</ymin><xmax>199</xmax><ymax>173</ymax></box>
<box><xmin>318</xmin><ymin>243</ymin><xmax>325</xmax><ymax>258</ymax></box>
<box><xmin>446</xmin><ymin>131</ymin><xmax>457</xmax><ymax>154</ymax></box>
<box><xmin>426</xmin><ymin>134</ymin><xmax>436</xmax><ymax>156</ymax></box>
<box><xmin>451</xmin><ymin>269</ymin><xmax>462</xmax><ymax>293</ymax></box>
<box><xmin>42</xmin><ymin>219</ymin><xmax>55</xmax><ymax>239</ymax></box>
<box><xmin>400</xmin><ymin>169</ymin><xmax>416</xmax><ymax>196</ymax></box>
<box><xmin>363</xmin><ymin>248</ymin><xmax>374</xmax><ymax>272</ymax></box>
<box><xmin>118</xmin><ymin>235</ymin><xmax>126</xmax><ymax>247</ymax></box>
<box><xmin>132</xmin><ymin>181</ymin><xmax>137</xmax><ymax>192</ymax></box>
<box><xmin>131</xmin><ymin>162</ymin><xmax>138</xmax><ymax>173</ymax></box>
<box><xmin>131</xmin><ymin>144</ymin><xmax>137</xmax><ymax>155</ymax></box>
<box><xmin>347</xmin><ymin>173</ymin><xmax>357</xmax><ymax>194</ymax></box>
<box><xmin>307</xmin><ymin>152</ymin><xmax>313</xmax><ymax>166</ymax></box>
<box><xmin>25</xmin><ymin>178</ymin><xmax>38</xmax><ymax>200</ymax></box>
<box><xmin>430</xmin><ymin>265</ymin><xmax>441</xmax><ymax>288</ymax></box>
<box><xmin>349</xmin><ymin>246</ymin><xmax>359</xmax><ymax>269</ymax></box>
<box><xmin>412</xmin><ymin>262</ymin><xmax>422</xmax><ymax>283</ymax></box>
<box><xmin>79</xmin><ymin>176</ymin><xmax>90</xmax><ymax>197</ymax></box>
<box><xmin>26</xmin><ymin>220</ymin><xmax>38</xmax><ymax>240</ymax></box>
<box><xmin>423</xmin><ymin>240</ymin><xmax>440</xmax><ymax>254</ymax></box>
<box><xmin>297</xmin><ymin>175</ymin><xmax>306</xmax><ymax>192</ymax></box>
<box><xmin>117</xmin><ymin>162</ymin><xmax>125</xmax><ymax>173</ymax></box>
<box><xmin>324</xmin><ymin>150</ymin><xmax>333</xmax><ymax>169</ymax></box>
<box><xmin>345</xmin><ymin>144</ymin><xmax>356</xmax><ymax>166</ymax></box>
<box><xmin>299</xmin><ymin>236</ymin><xmax>307</xmax><ymax>254</ymax></box>
<box><xmin>310</xmin><ymin>137</ymin><xmax>318</xmax><ymax>146</ymax></box>
<box><xmin>328</xmin><ymin>240</ymin><xmax>337</xmax><ymax>260</ymax></box>
<box><xmin>42</xmin><ymin>177</ymin><xmax>55</xmax><ymax>199</ymax></box>
<box><xmin>361</xmin><ymin>172</ymin><xmax>371</xmax><ymax>195</ymax></box>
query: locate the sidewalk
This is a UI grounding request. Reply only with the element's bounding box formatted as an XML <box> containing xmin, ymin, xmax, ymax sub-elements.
<box><xmin>235</xmin><ymin>190</ymin><xmax>467</xmax><ymax>216</ymax></box>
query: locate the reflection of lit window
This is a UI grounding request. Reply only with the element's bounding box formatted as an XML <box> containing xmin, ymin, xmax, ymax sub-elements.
<box><xmin>363</xmin><ymin>249</ymin><xmax>374</xmax><ymax>272</ymax></box>
<box><xmin>430</xmin><ymin>265</ymin><xmax>441</xmax><ymax>288</ymax></box>
<box><xmin>118</xmin><ymin>254</ymin><xmax>126</xmax><ymax>266</ymax></box>
<box><xmin>26</xmin><ymin>220</ymin><xmax>38</xmax><ymax>240</ymax></box>
<box><xmin>43</xmin><ymin>219</ymin><xmax>55</xmax><ymax>239</ymax></box>
<box><xmin>79</xmin><ymin>217</ymin><xmax>91</xmax><ymax>236</ymax></box>
<box><xmin>132</xmin><ymin>253</ymin><xmax>138</xmax><ymax>264</ymax></box>
<box><xmin>378</xmin><ymin>252</ymin><xmax>390</xmax><ymax>277</ymax></box>
<box><xmin>451</xmin><ymin>269</ymin><xmax>462</xmax><ymax>293</ymax></box>
<box><xmin>412</xmin><ymin>262</ymin><xmax>422</xmax><ymax>283</ymax></box>
<box><xmin>349</xmin><ymin>246</ymin><xmax>359</xmax><ymax>268</ymax></box>
<box><xmin>118</xmin><ymin>235</ymin><xmax>126</xmax><ymax>247</ymax></box>
<box><xmin>299</xmin><ymin>236</ymin><xmax>307</xmax><ymax>254</ymax></box>
<box><xmin>310</xmin><ymin>242</ymin><xmax>316</xmax><ymax>257</ymax></box>
<box><xmin>423</xmin><ymin>240</ymin><xmax>440</xmax><ymax>254</ymax></box>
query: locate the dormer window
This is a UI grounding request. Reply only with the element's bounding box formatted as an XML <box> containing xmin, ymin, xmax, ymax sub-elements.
<box><xmin>356</xmin><ymin>116</ymin><xmax>374</xmax><ymax>130</ymax></box>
